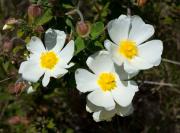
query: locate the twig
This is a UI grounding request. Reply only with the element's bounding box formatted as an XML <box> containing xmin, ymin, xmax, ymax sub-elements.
<box><xmin>137</xmin><ymin>80</ymin><xmax>179</xmax><ymax>88</ymax></box>
<box><xmin>162</xmin><ymin>58</ymin><xmax>180</xmax><ymax>66</ymax></box>
<box><xmin>0</xmin><ymin>101</ymin><xmax>9</xmax><ymax>120</ymax></box>
<box><xmin>127</xmin><ymin>7</ymin><xmax>131</xmax><ymax>16</ymax></box>
<box><xmin>65</xmin><ymin>1</ymin><xmax>84</xmax><ymax>22</ymax></box>
<box><xmin>0</xmin><ymin>76</ymin><xmax>15</xmax><ymax>83</ymax></box>
<box><xmin>65</xmin><ymin>9</ymin><xmax>84</xmax><ymax>22</ymax></box>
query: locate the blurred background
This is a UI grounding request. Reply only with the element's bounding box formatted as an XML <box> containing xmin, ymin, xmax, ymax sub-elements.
<box><xmin>0</xmin><ymin>0</ymin><xmax>180</xmax><ymax>133</ymax></box>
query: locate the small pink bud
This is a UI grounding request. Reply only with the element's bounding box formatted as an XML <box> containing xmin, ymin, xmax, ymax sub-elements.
<box><xmin>7</xmin><ymin>116</ymin><xmax>29</xmax><ymax>125</ymax></box>
<box><xmin>7</xmin><ymin>116</ymin><xmax>21</xmax><ymax>125</ymax></box>
<box><xmin>8</xmin><ymin>82</ymin><xmax>27</xmax><ymax>94</ymax></box>
<box><xmin>28</xmin><ymin>4</ymin><xmax>42</xmax><ymax>18</ymax></box>
<box><xmin>136</xmin><ymin>0</ymin><xmax>148</xmax><ymax>7</ymax></box>
<box><xmin>76</xmin><ymin>21</ymin><xmax>91</xmax><ymax>38</ymax></box>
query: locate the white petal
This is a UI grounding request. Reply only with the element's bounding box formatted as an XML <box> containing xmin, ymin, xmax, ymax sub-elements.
<box><xmin>114</xmin><ymin>64</ymin><xmax>138</xmax><ymax>80</ymax></box>
<box><xmin>64</xmin><ymin>62</ymin><xmax>74</xmax><ymax>68</ymax></box>
<box><xmin>104</xmin><ymin>40</ymin><xmax>124</xmax><ymax>66</ymax></box>
<box><xmin>154</xmin><ymin>58</ymin><xmax>161</xmax><ymax>66</ymax></box>
<box><xmin>42</xmin><ymin>72</ymin><xmax>50</xmax><ymax>87</ymax></box>
<box><xmin>93</xmin><ymin>109</ymin><xmax>115</xmax><ymax>122</ymax></box>
<box><xmin>27</xmin><ymin>36</ymin><xmax>45</xmax><ymax>53</ymax></box>
<box><xmin>138</xmin><ymin>40</ymin><xmax>163</xmax><ymax>66</ymax></box>
<box><xmin>86</xmin><ymin>51</ymin><xmax>114</xmax><ymax>75</ymax></box>
<box><xmin>86</xmin><ymin>104</ymin><xmax>93</xmax><ymax>113</ymax></box>
<box><xmin>123</xmin><ymin>61</ymin><xmax>139</xmax><ymax>74</ymax></box>
<box><xmin>52</xmin><ymin>30</ymin><xmax>66</xmax><ymax>52</ymax></box>
<box><xmin>92</xmin><ymin>111</ymin><xmax>102</xmax><ymax>122</ymax></box>
<box><xmin>116</xmin><ymin>103</ymin><xmax>134</xmax><ymax>117</ymax></box>
<box><xmin>104</xmin><ymin>39</ymin><xmax>113</xmax><ymax>51</ymax></box>
<box><xmin>75</xmin><ymin>69</ymin><xmax>98</xmax><ymax>93</ymax></box>
<box><xmin>108</xmin><ymin>15</ymin><xmax>130</xmax><ymax>44</ymax></box>
<box><xmin>130</xmin><ymin>56</ymin><xmax>153</xmax><ymax>70</ymax></box>
<box><xmin>58</xmin><ymin>40</ymin><xmax>74</xmax><ymax>63</ymax></box>
<box><xmin>51</xmin><ymin>66</ymin><xmax>68</xmax><ymax>78</ymax></box>
<box><xmin>111</xmin><ymin>82</ymin><xmax>137</xmax><ymax>107</ymax></box>
<box><xmin>128</xmin><ymin>81</ymin><xmax>139</xmax><ymax>92</ymax></box>
<box><xmin>21</xmin><ymin>60</ymin><xmax>44</xmax><ymax>82</ymax></box>
<box><xmin>87</xmin><ymin>90</ymin><xmax>115</xmax><ymax>110</ymax></box>
<box><xmin>86</xmin><ymin>100</ymin><xmax>102</xmax><ymax>113</ymax></box>
<box><xmin>19</xmin><ymin>61</ymin><xmax>28</xmax><ymax>74</ymax></box>
<box><xmin>129</xmin><ymin>16</ymin><xmax>154</xmax><ymax>45</ymax></box>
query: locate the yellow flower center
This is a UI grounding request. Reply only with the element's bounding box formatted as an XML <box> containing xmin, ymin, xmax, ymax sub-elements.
<box><xmin>118</xmin><ymin>40</ymin><xmax>138</xmax><ymax>60</ymax></box>
<box><xmin>40</xmin><ymin>51</ymin><xmax>59</xmax><ymax>69</ymax></box>
<box><xmin>97</xmin><ymin>73</ymin><xmax>116</xmax><ymax>92</ymax></box>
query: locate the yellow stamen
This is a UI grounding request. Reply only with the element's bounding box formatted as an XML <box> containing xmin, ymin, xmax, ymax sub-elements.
<box><xmin>97</xmin><ymin>73</ymin><xmax>116</xmax><ymax>91</ymax></box>
<box><xmin>40</xmin><ymin>51</ymin><xmax>59</xmax><ymax>69</ymax></box>
<box><xmin>119</xmin><ymin>40</ymin><xmax>138</xmax><ymax>59</ymax></box>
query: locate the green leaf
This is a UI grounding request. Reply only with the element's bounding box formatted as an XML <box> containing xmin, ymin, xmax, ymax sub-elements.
<box><xmin>75</xmin><ymin>37</ymin><xmax>85</xmax><ymax>55</ymax></box>
<box><xmin>101</xmin><ymin>2</ymin><xmax>110</xmax><ymax>17</ymax></box>
<box><xmin>35</xmin><ymin>9</ymin><xmax>53</xmax><ymax>26</ymax></box>
<box><xmin>13</xmin><ymin>45</ymin><xmax>24</xmax><ymax>54</ymax></box>
<box><xmin>0</xmin><ymin>93</ymin><xmax>13</xmax><ymax>101</ymax></box>
<box><xmin>66</xmin><ymin>18</ymin><xmax>74</xmax><ymax>31</ymax></box>
<box><xmin>2</xmin><ymin>61</ymin><xmax>10</xmax><ymax>73</ymax></box>
<box><xmin>90</xmin><ymin>22</ymin><xmax>104</xmax><ymax>40</ymax></box>
<box><xmin>95</xmin><ymin>41</ymin><xmax>103</xmax><ymax>48</ymax></box>
<box><xmin>163</xmin><ymin>17</ymin><xmax>174</xmax><ymax>25</ymax></box>
<box><xmin>47</xmin><ymin>119</ymin><xmax>55</xmax><ymax>129</ymax></box>
<box><xmin>66</xmin><ymin>128</ymin><xmax>74</xmax><ymax>133</ymax></box>
<box><xmin>62</xmin><ymin>4</ymin><xmax>74</xmax><ymax>9</ymax></box>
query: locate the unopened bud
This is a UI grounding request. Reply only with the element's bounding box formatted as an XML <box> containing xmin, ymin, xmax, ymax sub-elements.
<box><xmin>2</xmin><ymin>18</ymin><xmax>18</xmax><ymax>30</ymax></box>
<box><xmin>7</xmin><ymin>116</ymin><xmax>21</xmax><ymax>125</ymax></box>
<box><xmin>8</xmin><ymin>82</ymin><xmax>27</xmax><ymax>94</ymax></box>
<box><xmin>28</xmin><ymin>4</ymin><xmax>42</xmax><ymax>18</ymax></box>
<box><xmin>76</xmin><ymin>21</ymin><xmax>91</xmax><ymax>38</ymax></box>
<box><xmin>136</xmin><ymin>0</ymin><xmax>148</xmax><ymax>7</ymax></box>
<box><xmin>6</xmin><ymin>18</ymin><xmax>18</xmax><ymax>25</ymax></box>
<box><xmin>7</xmin><ymin>116</ymin><xmax>29</xmax><ymax>125</ymax></box>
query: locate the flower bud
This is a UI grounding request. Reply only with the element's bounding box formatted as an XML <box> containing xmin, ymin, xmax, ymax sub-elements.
<box><xmin>28</xmin><ymin>4</ymin><xmax>42</xmax><ymax>18</ymax></box>
<box><xmin>7</xmin><ymin>116</ymin><xmax>29</xmax><ymax>125</ymax></box>
<box><xmin>6</xmin><ymin>18</ymin><xmax>18</xmax><ymax>25</ymax></box>
<box><xmin>2</xmin><ymin>18</ymin><xmax>18</xmax><ymax>30</ymax></box>
<box><xmin>136</xmin><ymin>0</ymin><xmax>148</xmax><ymax>7</ymax></box>
<box><xmin>8</xmin><ymin>82</ymin><xmax>27</xmax><ymax>94</ymax></box>
<box><xmin>76</xmin><ymin>21</ymin><xmax>91</xmax><ymax>38</ymax></box>
<box><xmin>7</xmin><ymin>116</ymin><xmax>21</xmax><ymax>125</ymax></box>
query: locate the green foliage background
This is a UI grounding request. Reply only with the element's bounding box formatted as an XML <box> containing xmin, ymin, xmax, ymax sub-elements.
<box><xmin>0</xmin><ymin>0</ymin><xmax>180</xmax><ymax>133</ymax></box>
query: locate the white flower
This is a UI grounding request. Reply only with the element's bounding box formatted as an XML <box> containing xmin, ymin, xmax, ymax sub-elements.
<box><xmin>86</xmin><ymin>100</ymin><xmax>134</xmax><ymax>122</ymax></box>
<box><xmin>75</xmin><ymin>51</ymin><xmax>138</xmax><ymax>110</ymax></box>
<box><xmin>105</xmin><ymin>15</ymin><xmax>163</xmax><ymax>73</ymax></box>
<box><xmin>19</xmin><ymin>28</ymin><xmax>74</xmax><ymax>87</ymax></box>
